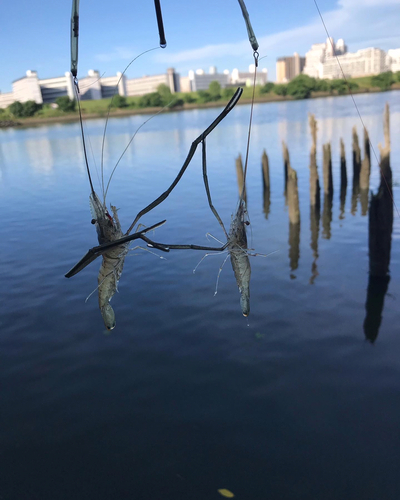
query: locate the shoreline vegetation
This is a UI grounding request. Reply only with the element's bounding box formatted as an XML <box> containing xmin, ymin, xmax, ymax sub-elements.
<box><xmin>1</xmin><ymin>73</ymin><xmax>400</xmax><ymax>128</ymax></box>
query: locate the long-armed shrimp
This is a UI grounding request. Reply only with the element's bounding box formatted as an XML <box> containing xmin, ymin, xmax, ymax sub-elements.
<box><xmin>66</xmin><ymin>1</ymin><xmax>245</xmax><ymax>329</ymax></box>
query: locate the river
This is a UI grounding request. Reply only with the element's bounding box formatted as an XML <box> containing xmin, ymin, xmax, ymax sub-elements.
<box><xmin>0</xmin><ymin>90</ymin><xmax>399</xmax><ymax>499</ymax></box>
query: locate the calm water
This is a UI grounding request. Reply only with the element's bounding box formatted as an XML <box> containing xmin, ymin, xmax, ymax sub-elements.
<box><xmin>1</xmin><ymin>92</ymin><xmax>399</xmax><ymax>499</ymax></box>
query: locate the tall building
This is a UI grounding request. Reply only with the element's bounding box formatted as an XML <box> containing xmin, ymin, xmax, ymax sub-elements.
<box><xmin>276</xmin><ymin>53</ymin><xmax>305</xmax><ymax>83</ymax></box>
<box><xmin>303</xmin><ymin>38</ymin><xmax>348</xmax><ymax>79</ymax></box>
<box><xmin>302</xmin><ymin>38</ymin><xmax>389</xmax><ymax>79</ymax></box>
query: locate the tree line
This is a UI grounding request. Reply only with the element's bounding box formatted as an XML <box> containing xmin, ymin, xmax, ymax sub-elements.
<box><xmin>2</xmin><ymin>70</ymin><xmax>400</xmax><ymax>119</ymax></box>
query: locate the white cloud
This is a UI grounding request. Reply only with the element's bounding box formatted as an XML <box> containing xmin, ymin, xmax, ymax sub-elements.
<box><xmin>152</xmin><ymin>0</ymin><xmax>400</xmax><ymax>78</ymax></box>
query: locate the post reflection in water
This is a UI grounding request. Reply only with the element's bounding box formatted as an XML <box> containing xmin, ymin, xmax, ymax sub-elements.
<box><xmin>339</xmin><ymin>138</ymin><xmax>347</xmax><ymax>220</ymax></box>
<box><xmin>363</xmin><ymin>104</ymin><xmax>392</xmax><ymax>343</ymax></box>
<box><xmin>283</xmin><ymin>142</ymin><xmax>300</xmax><ymax>278</ymax></box>
<box><xmin>261</xmin><ymin>149</ymin><xmax>270</xmax><ymax>218</ymax></box>
<box><xmin>309</xmin><ymin>204</ymin><xmax>320</xmax><ymax>284</ymax></box>
<box><xmin>351</xmin><ymin>126</ymin><xmax>361</xmax><ymax>215</ymax></box>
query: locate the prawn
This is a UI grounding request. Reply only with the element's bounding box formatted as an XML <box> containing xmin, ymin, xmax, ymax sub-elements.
<box><xmin>66</xmin><ymin>1</ymin><xmax>245</xmax><ymax>329</ymax></box>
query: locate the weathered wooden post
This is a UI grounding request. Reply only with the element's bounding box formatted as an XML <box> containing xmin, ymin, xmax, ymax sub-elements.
<box><xmin>351</xmin><ymin>126</ymin><xmax>361</xmax><ymax>214</ymax></box>
<box><xmin>309</xmin><ymin>114</ymin><xmax>320</xmax><ymax>209</ymax></box>
<box><xmin>322</xmin><ymin>142</ymin><xmax>333</xmax><ymax>196</ymax></box>
<box><xmin>235</xmin><ymin>153</ymin><xmax>247</xmax><ymax>203</ymax></box>
<box><xmin>360</xmin><ymin>127</ymin><xmax>371</xmax><ymax>215</ymax></box>
<box><xmin>364</xmin><ymin>103</ymin><xmax>392</xmax><ymax>343</ymax></box>
<box><xmin>339</xmin><ymin>138</ymin><xmax>347</xmax><ymax>219</ymax></box>
<box><xmin>282</xmin><ymin>141</ymin><xmax>290</xmax><ymax>199</ymax></box>
<box><xmin>284</xmin><ymin>144</ymin><xmax>301</xmax><ymax>274</ymax></box>
<box><xmin>262</xmin><ymin>149</ymin><xmax>271</xmax><ymax>218</ymax></box>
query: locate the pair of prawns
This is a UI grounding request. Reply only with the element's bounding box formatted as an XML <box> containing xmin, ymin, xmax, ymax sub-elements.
<box><xmin>65</xmin><ymin>84</ymin><xmax>244</xmax><ymax>329</ymax></box>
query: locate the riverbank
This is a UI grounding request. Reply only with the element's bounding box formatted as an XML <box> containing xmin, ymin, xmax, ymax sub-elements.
<box><xmin>1</xmin><ymin>85</ymin><xmax>399</xmax><ymax>128</ymax></box>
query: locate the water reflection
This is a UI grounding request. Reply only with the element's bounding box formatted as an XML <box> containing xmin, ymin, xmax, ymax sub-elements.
<box><xmin>261</xmin><ymin>150</ymin><xmax>270</xmax><ymax>218</ymax></box>
<box><xmin>363</xmin><ymin>123</ymin><xmax>392</xmax><ymax>343</ymax></box>
<box><xmin>309</xmin><ymin>204</ymin><xmax>320</xmax><ymax>284</ymax></box>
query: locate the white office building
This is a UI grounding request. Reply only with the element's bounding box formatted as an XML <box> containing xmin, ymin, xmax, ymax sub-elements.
<box><xmin>302</xmin><ymin>38</ymin><xmax>390</xmax><ymax>80</ymax></box>
<box><xmin>387</xmin><ymin>48</ymin><xmax>400</xmax><ymax>72</ymax></box>
<box><xmin>322</xmin><ymin>47</ymin><xmax>387</xmax><ymax>79</ymax></box>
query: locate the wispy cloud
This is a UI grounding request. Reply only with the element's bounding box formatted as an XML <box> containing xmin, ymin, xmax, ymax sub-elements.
<box><xmin>152</xmin><ymin>0</ymin><xmax>400</xmax><ymax>77</ymax></box>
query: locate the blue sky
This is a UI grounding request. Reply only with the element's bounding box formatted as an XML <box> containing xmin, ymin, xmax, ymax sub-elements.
<box><xmin>1</xmin><ymin>0</ymin><xmax>399</xmax><ymax>93</ymax></box>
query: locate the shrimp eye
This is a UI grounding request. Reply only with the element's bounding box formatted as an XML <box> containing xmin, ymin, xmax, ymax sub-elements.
<box><xmin>245</xmin><ymin>221</ymin><xmax>250</xmax><ymax>226</ymax></box>
<box><xmin>91</xmin><ymin>219</ymin><xmax>96</xmax><ymax>225</ymax></box>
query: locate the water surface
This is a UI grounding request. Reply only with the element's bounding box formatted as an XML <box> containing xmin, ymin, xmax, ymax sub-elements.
<box><xmin>1</xmin><ymin>91</ymin><xmax>399</xmax><ymax>499</ymax></box>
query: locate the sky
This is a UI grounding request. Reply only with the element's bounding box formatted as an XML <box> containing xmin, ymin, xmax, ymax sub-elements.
<box><xmin>1</xmin><ymin>0</ymin><xmax>400</xmax><ymax>93</ymax></box>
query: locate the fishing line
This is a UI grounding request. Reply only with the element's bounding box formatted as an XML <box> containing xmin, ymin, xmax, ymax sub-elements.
<box><xmin>100</xmin><ymin>46</ymin><xmax>162</xmax><ymax>203</ymax></box>
<box><xmin>313</xmin><ymin>0</ymin><xmax>399</xmax><ymax>217</ymax></box>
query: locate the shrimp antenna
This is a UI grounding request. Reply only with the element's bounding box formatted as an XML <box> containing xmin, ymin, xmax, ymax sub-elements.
<box><xmin>104</xmin><ymin>101</ymin><xmax>174</xmax><ymax>201</ymax></box>
<box><xmin>154</xmin><ymin>0</ymin><xmax>167</xmax><ymax>48</ymax></box>
<box><xmin>100</xmin><ymin>46</ymin><xmax>161</xmax><ymax>204</ymax></box>
<box><xmin>313</xmin><ymin>0</ymin><xmax>399</xmax><ymax>218</ymax></box>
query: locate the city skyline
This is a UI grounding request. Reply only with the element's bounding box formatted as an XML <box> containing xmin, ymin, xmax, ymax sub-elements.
<box><xmin>1</xmin><ymin>0</ymin><xmax>400</xmax><ymax>94</ymax></box>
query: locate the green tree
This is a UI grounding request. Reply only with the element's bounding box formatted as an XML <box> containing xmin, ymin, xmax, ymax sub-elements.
<box><xmin>260</xmin><ymin>82</ymin><xmax>275</xmax><ymax>94</ymax></box>
<box><xmin>21</xmin><ymin>100</ymin><xmax>41</xmax><ymax>117</ymax></box>
<box><xmin>112</xmin><ymin>95</ymin><xmax>127</xmax><ymax>108</ymax></box>
<box><xmin>196</xmin><ymin>90</ymin><xmax>213</xmax><ymax>103</ymax></box>
<box><xmin>287</xmin><ymin>75</ymin><xmax>316</xmax><ymax>99</ymax></box>
<box><xmin>208</xmin><ymin>81</ymin><xmax>221</xmax><ymax>101</ymax></box>
<box><xmin>139</xmin><ymin>92</ymin><xmax>163</xmax><ymax>108</ymax></box>
<box><xmin>8</xmin><ymin>101</ymin><xmax>24</xmax><ymax>118</ymax></box>
<box><xmin>56</xmin><ymin>96</ymin><xmax>76</xmax><ymax>112</ymax></box>
<box><xmin>371</xmin><ymin>71</ymin><xmax>394</xmax><ymax>91</ymax></box>
<box><xmin>182</xmin><ymin>93</ymin><xmax>196</xmax><ymax>104</ymax></box>
<box><xmin>274</xmin><ymin>84</ymin><xmax>288</xmax><ymax>96</ymax></box>
<box><xmin>222</xmin><ymin>87</ymin><xmax>235</xmax><ymax>99</ymax></box>
<box><xmin>328</xmin><ymin>79</ymin><xmax>347</xmax><ymax>95</ymax></box>
<box><xmin>157</xmin><ymin>83</ymin><xmax>172</xmax><ymax>105</ymax></box>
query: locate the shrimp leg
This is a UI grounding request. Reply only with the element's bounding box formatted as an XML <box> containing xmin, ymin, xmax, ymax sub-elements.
<box><xmin>65</xmin><ymin>220</ymin><xmax>169</xmax><ymax>278</ymax></box>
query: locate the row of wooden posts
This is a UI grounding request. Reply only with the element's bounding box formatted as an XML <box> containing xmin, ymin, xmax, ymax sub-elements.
<box><xmin>235</xmin><ymin>105</ymin><xmax>393</xmax><ymax>341</ymax></box>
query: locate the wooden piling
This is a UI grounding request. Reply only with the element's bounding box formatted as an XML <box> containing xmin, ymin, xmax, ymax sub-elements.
<box><xmin>322</xmin><ymin>142</ymin><xmax>333</xmax><ymax>196</ymax></box>
<box><xmin>262</xmin><ymin>149</ymin><xmax>271</xmax><ymax>218</ymax></box>
<box><xmin>235</xmin><ymin>153</ymin><xmax>247</xmax><ymax>202</ymax></box>
<box><xmin>309</xmin><ymin>114</ymin><xmax>320</xmax><ymax>208</ymax></box>
<box><xmin>351</xmin><ymin>127</ymin><xmax>361</xmax><ymax>215</ymax></box>
<box><xmin>282</xmin><ymin>141</ymin><xmax>290</xmax><ymax>197</ymax></box>
<box><xmin>360</xmin><ymin>127</ymin><xmax>371</xmax><ymax>215</ymax></box>
<box><xmin>352</xmin><ymin>126</ymin><xmax>361</xmax><ymax>184</ymax></box>
<box><xmin>284</xmin><ymin>145</ymin><xmax>300</xmax><ymax>274</ymax></box>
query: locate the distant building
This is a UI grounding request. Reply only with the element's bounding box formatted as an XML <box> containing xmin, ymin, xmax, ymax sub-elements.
<box><xmin>302</xmin><ymin>38</ymin><xmax>388</xmax><ymax>79</ymax></box>
<box><xmin>231</xmin><ymin>65</ymin><xmax>268</xmax><ymax>86</ymax></box>
<box><xmin>387</xmin><ymin>48</ymin><xmax>400</xmax><ymax>72</ymax></box>
<box><xmin>322</xmin><ymin>47</ymin><xmax>387</xmax><ymax>79</ymax></box>
<box><xmin>303</xmin><ymin>38</ymin><xmax>347</xmax><ymax>78</ymax></box>
<box><xmin>276</xmin><ymin>53</ymin><xmax>305</xmax><ymax>83</ymax></box>
<box><xmin>185</xmin><ymin>65</ymin><xmax>268</xmax><ymax>92</ymax></box>
<box><xmin>188</xmin><ymin>67</ymin><xmax>229</xmax><ymax>92</ymax></box>
<box><xmin>0</xmin><ymin>68</ymin><xmax>180</xmax><ymax>108</ymax></box>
